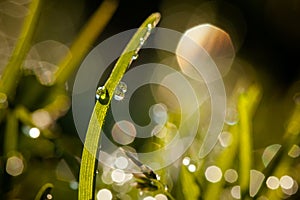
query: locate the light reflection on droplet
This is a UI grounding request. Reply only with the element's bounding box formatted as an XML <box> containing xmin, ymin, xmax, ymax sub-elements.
<box><xmin>6</xmin><ymin>156</ymin><xmax>24</xmax><ymax>176</ymax></box>
<box><xmin>155</xmin><ymin>194</ymin><xmax>168</xmax><ymax>200</ymax></box>
<box><xmin>225</xmin><ymin>107</ymin><xmax>239</xmax><ymax>126</ymax></box>
<box><xmin>188</xmin><ymin>164</ymin><xmax>196</xmax><ymax>173</ymax></box>
<box><xmin>97</xmin><ymin>189</ymin><xmax>113</xmax><ymax>200</ymax></box>
<box><xmin>114</xmin><ymin>156</ymin><xmax>128</xmax><ymax>170</ymax></box>
<box><xmin>205</xmin><ymin>165</ymin><xmax>222</xmax><ymax>183</ymax></box>
<box><xmin>29</xmin><ymin>127</ymin><xmax>40</xmax><ymax>138</ymax></box>
<box><xmin>112</xmin><ymin>121</ymin><xmax>136</xmax><ymax>145</ymax></box>
<box><xmin>111</xmin><ymin>169</ymin><xmax>126</xmax><ymax>183</ymax></box>
<box><xmin>218</xmin><ymin>131</ymin><xmax>233</xmax><ymax>147</ymax></box>
<box><xmin>280</xmin><ymin>175</ymin><xmax>294</xmax><ymax>190</ymax></box>
<box><xmin>224</xmin><ymin>169</ymin><xmax>238</xmax><ymax>183</ymax></box>
<box><xmin>132</xmin><ymin>53</ymin><xmax>139</xmax><ymax>60</ymax></box>
<box><xmin>288</xmin><ymin>144</ymin><xmax>300</xmax><ymax>158</ymax></box>
<box><xmin>231</xmin><ymin>185</ymin><xmax>241</xmax><ymax>199</ymax></box>
<box><xmin>249</xmin><ymin>170</ymin><xmax>265</xmax><ymax>197</ymax></box>
<box><xmin>266</xmin><ymin>176</ymin><xmax>280</xmax><ymax>190</ymax></box>
<box><xmin>262</xmin><ymin>144</ymin><xmax>281</xmax><ymax>167</ymax></box>
<box><xmin>96</xmin><ymin>86</ymin><xmax>109</xmax><ymax>105</ymax></box>
<box><xmin>182</xmin><ymin>157</ymin><xmax>190</xmax><ymax>166</ymax></box>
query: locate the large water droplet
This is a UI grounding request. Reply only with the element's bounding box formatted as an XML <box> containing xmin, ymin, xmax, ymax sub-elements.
<box><xmin>96</xmin><ymin>86</ymin><xmax>109</xmax><ymax>105</ymax></box>
<box><xmin>114</xmin><ymin>89</ymin><xmax>125</xmax><ymax>101</ymax></box>
<box><xmin>118</xmin><ymin>81</ymin><xmax>127</xmax><ymax>93</ymax></box>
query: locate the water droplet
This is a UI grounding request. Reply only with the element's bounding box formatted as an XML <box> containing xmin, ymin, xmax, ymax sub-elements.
<box><xmin>225</xmin><ymin>107</ymin><xmax>239</xmax><ymax>126</ymax></box>
<box><xmin>96</xmin><ymin>86</ymin><xmax>109</xmax><ymax>105</ymax></box>
<box><xmin>118</xmin><ymin>81</ymin><xmax>127</xmax><ymax>93</ymax></box>
<box><xmin>140</xmin><ymin>37</ymin><xmax>145</xmax><ymax>45</ymax></box>
<box><xmin>147</xmin><ymin>23</ymin><xmax>152</xmax><ymax>31</ymax></box>
<box><xmin>132</xmin><ymin>53</ymin><xmax>139</xmax><ymax>60</ymax></box>
<box><xmin>114</xmin><ymin>89</ymin><xmax>125</xmax><ymax>101</ymax></box>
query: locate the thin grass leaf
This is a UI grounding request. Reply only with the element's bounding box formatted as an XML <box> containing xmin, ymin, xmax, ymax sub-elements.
<box><xmin>78</xmin><ymin>13</ymin><xmax>161</xmax><ymax>200</ymax></box>
<box><xmin>179</xmin><ymin>166</ymin><xmax>200</xmax><ymax>200</ymax></box>
<box><xmin>4</xmin><ymin>111</ymin><xmax>18</xmax><ymax>155</ymax></box>
<box><xmin>265</xmin><ymin>103</ymin><xmax>300</xmax><ymax>199</ymax></box>
<box><xmin>238</xmin><ymin>84</ymin><xmax>261</xmax><ymax>196</ymax></box>
<box><xmin>203</xmin><ymin>125</ymin><xmax>239</xmax><ymax>199</ymax></box>
<box><xmin>34</xmin><ymin>183</ymin><xmax>54</xmax><ymax>200</ymax></box>
<box><xmin>0</xmin><ymin>0</ymin><xmax>41</xmax><ymax>98</ymax></box>
<box><xmin>54</xmin><ymin>0</ymin><xmax>119</xmax><ymax>84</ymax></box>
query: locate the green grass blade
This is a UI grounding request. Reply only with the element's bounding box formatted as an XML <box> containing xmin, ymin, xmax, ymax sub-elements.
<box><xmin>0</xmin><ymin>0</ymin><xmax>41</xmax><ymax>98</ymax></box>
<box><xmin>78</xmin><ymin>13</ymin><xmax>161</xmax><ymax>200</ymax></box>
<box><xmin>238</xmin><ymin>84</ymin><xmax>261</xmax><ymax>196</ymax></box>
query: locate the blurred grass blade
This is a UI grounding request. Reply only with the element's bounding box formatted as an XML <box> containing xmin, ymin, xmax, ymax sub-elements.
<box><xmin>54</xmin><ymin>0</ymin><xmax>119</xmax><ymax>84</ymax></box>
<box><xmin>204</xmin><ymin>125</ymin><xmax>239</xmax><ymax>199</ymax></box>
<box><xmin>0</xmin><ymin>0</ymin><xmax>41</xmax><ymax>98</ymax></box>
<box><xmin>238</xmin><ymin>84</ymin><xmax>261</xmax><ymax>195</ymax></box>
<box><xmin>179</xmin><ymin>166</ymin><xmax>200</xmax><ymax>200</ymax></box>
<box><xmin>34</xmin><ymin>183</ymin><xmax>54</xmax><ymax>200</ymax></box>
<box><xmin>4</xmin><ymin>111</ymin><xmax>18</xmax><ymax>155</ymax></box>
<box><xmin>78</xmin><ymin>13</ymin><xmax>161</xmax><ymax>200</ymax></box>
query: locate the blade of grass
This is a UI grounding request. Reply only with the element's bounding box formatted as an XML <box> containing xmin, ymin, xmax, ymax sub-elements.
<box><xmin>78</xmin><ymin>13</ymin><xmax>161</xmax><ymax>200</ymax></box>
<box><xmin>265</xmin><ymin>103</ymin><xmax>300</xmax><ymax>199</ymax></box>
<box><xmin>203</xmin><ymin>124</ymin><xmax>239</xmax><ymax>199</ymax></box>
<box><xmin>54</xmin><ymin>0</ymin><xmax>119</xmax><ymax>84</ymax></box>
<box><xmin>4</xmin><ymin>111</ymin><xmax>18</xmax><ymax>156</ymax></box>
<box><xmin>34</xmin><ymin>183</ymin><xmax>54</xmax><ymax>200</ymax></box>
<box><xmin>238</xmin><ymin>84</ymin><xmax>261</xmax><ymax>196</ymax></box>
<box><xmin>0</xmin><ymin>0</ymin><xmax>41</xmax><ymax>121</ymax></box>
